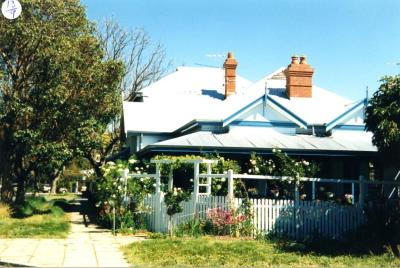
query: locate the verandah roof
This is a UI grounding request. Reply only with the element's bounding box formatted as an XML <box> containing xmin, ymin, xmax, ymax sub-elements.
<box><xmin>140</xmin><ymin>129</ymin><xmax>377</xmax><ymax>156</ymax></box>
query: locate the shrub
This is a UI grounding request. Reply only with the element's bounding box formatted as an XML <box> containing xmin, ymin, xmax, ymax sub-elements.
<box><xmin>174</xmin><ymin>218</ymin><xmax>205</xmax><ymax>237</ymax></box>
<box><xmin>93</xmin><ymin>158</ymin><xmax>155</xmax><ymax>232</ymax></box>
<box><xmin>12</xmin><ymin>196</ymin><xmax>51</xmax><ymax>218</ymax></box>
<box><xmin>0</xmin><ymin>202</ymin><xmax>12</xmax><ymax>218</ymax></box>
<box><xmin>247</xmin><ymin>150</ymin><xmax>319</xmax><ymax>199</ymax></box>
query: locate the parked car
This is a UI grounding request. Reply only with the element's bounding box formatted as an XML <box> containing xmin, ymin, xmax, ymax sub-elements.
<box><xmin>41</xmin><ymin>184</ymin><xmax>51</xmax><ymax>193</ymax></box>
<box><xmin>58</xmin><ymin>187</ymin><xmax>68</xmax><ymax>194</ymax></box>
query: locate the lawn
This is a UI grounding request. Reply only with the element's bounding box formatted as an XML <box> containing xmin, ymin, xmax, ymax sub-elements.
<box><xmin>0</xmin><ymin>196</ymin><xmax>71</xmax><ymax>238</ymax></box>
<box><xmin>122</xmin><ymin>237</ymin><xmax>400</xmax><ymax>267</ymax></box>
<box><xmin>44</xmin><ymin>193</ymin><xmax>79</xmax><ymax>202</ymax></box>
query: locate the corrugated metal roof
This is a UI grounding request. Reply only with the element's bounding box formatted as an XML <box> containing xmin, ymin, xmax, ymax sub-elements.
<box><xmin>148</xmin><ymin>129</ymin><xmax>377</xmax><ymax>153</ymax></box>
<box><xmin>123</xmin><ymin>67</ymin><xmax>254</xmax><ymax>133</ymax></box>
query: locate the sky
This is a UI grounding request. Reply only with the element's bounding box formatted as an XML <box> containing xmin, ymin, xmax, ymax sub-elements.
<box><xmin>81</xmin><ymin>0</ymin><xmax>400</xmax><ymax>101</ymax></box>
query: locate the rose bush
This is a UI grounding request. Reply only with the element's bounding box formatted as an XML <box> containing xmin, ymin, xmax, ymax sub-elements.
<box><xmin>93</xmin><ymin>158</ymin><xmax>155</xmax><ymax>232</ymax></box>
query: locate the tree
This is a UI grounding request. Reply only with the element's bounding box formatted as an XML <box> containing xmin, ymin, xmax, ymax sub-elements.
<box><xmin>0</xmin><ymin>1</ymin><xmax>124</xmax><ymax>203</ymax></box>
<box><xmin>365</xmin><ymin>75</ymin><xmax>400</xmax><ymax>161</ymax></box>
<box><xmin>81</xmin><ymin>19</ymin><xmax>170</xmax><ymax>177</ymax></box>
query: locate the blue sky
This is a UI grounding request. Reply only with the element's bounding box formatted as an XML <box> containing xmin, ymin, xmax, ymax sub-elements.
<box><xmin>82</xmin><ymin>0</ymin><xmax>400</xmax><ymax>101</ymax></box>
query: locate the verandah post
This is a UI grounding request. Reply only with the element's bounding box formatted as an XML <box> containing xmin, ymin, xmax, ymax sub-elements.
<box><xmin>192</xmin><ymin>162</ymin><xmax>200</xmax><ymax>216</ymax></box>
<box><xmin>155</xmin><ymin>163</ymin><xmax>162</xmax><ymax>232</ymax></box>
<box><xmin>168</xmin><ymin>168</ymin><xmax>173</xmax><ymax>191</ymax></box>
<box><xmin>358</xmin><ymin>175</ymin><xmax>365</xmax><ymax>210</ymax></box>
<box><xmin>206</xmin><ymin>163</ymin><xmax>212</xmax><ymax>195</ymax></box>
<box><xmin>227</xmin><ymin>169</ymin><xmax>234</xmax><ymax>200</ymax></box>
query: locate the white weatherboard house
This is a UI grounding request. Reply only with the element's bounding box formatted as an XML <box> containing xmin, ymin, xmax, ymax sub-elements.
<box><xmin>124</xmin><ymin>53</ymin><xmax>396</xmax><ymax>194</ymax></box>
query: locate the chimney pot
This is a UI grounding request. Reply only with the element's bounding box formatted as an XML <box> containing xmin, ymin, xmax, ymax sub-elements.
<box><xmin>223</xmin><ymin>51</ymin><xmax>238</xmax><ymax>99</ymax></box>
<box><xmin>284</xmin><ymin>54</ymin><xmax>314</xmax><ymax>98</ymax></box>
<box><xmin>291</xmin><ymin>55</ymin><xmax>299</xmax><ymax>64</ymax></box>
<box><xmin>300</xmin><ymin>55</ymin><xmax>307</xmax><ymax>64</ymax></box>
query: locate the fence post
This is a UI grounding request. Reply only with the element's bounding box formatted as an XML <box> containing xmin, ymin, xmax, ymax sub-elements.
<box><xmin>168</xmin><ymin>169</ymin><xmax>173</xmax><ymax>191</ymax></box>
<box><xmin>359</xmin><ymin>175</ymin><xmax>365</xmax><ymax>210</ymax></box>
<box><xmin>191</xmin><ymin>162</ymin><xmax>200</xmax><ymax>218</ymax></box>
<box><xmin>154</xmin><ymin>163</ymin><xmax>162</xmax><ymax>232</ymax></box>
<box><xmin>123</xmin><ymin>169</ymin><xmax>129</xmax><ymax>199</ymax></box>
<box><xmin>351</xmin><ymin>183</ymin><xmax>355</xmax><ymax>205</ymax></box>
<box><xmin>312</xmin><ymin>181</ymin><xmax>316</xmax><ymax>200</ymax></box>
<box><xmin>295</xmin><ymin>182</ymin><xmax>300</xmax><ymax>205</ymax></box>
<box><xmin>227</xmin><ymin>169</ymin><xmax>234</xmax><ymax>201</ymax></box>
<box><xmin>155</xmin><ymin>163</ymin><xmax>161</xmax><ymax>193</ymax></box>
<box><xmin>206</xmin><ymin>163</ymin><xmax>212</xmax><ymax>195</ymax></box>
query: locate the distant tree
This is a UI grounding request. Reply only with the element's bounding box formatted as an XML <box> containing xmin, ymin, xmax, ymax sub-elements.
<box><xmin>0</xmin><ymin>1</ymin><xmax>124</xmax><ymax>203</ymax></box>
<box><xmin>365</xmin><ymin>75</ymin><xmax>400</xmax><ymax>161</ymax></box>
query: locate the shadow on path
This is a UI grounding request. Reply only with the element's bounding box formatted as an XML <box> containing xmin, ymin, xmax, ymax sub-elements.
<box><xmin>0</xmin><ymin>261</ymin><xmax>32</xmax><ymax>267</ymax></box>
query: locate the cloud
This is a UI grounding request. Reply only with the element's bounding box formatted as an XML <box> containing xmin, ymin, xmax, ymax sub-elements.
<box><xmin>205</xmin><ymin>53</ymin><xmax>225</xmax><ymax>58</ymax></box>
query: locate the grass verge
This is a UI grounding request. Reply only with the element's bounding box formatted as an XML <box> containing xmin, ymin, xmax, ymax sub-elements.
<box><xmin>0</xmin><ymin>197</ymin><xmax>71</xmax><ymax>238</ymax></box>
<box><xmin>122</xmin><ymin>236</ymin><xmax>400</xmax><ymax>267</ymax></box>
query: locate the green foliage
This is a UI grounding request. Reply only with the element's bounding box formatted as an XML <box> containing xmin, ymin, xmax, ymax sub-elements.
<box><xmin>365</xmin><ymin>75</ymin><xmax>400</xmax><ymax>161</ymax></box>
<box><xmin>164</xmin><ymin>188</ymin><xmax>191</xmax><ymax>216</ymax></box>
<box><xmin>248</xmin><ymin>149</ymin><xmax>319</xmax><ymax>198</ymax></box>
<box><xmin>174</xmin><ymin>218</ymin><xmax>206</xmax><ymax>237</ymax></box>
<box><xmin>152</xmin><ymin>154</ymin><xmax>241</xmax><ymax>195</ymax></box>
<box><xmin>93</xmin><ymin>159</ymin><xmax>155</xmax><ymax>231</ymax></box>
<box><xmin>0</xmin><ymin>0</ymin><xmax>124</xmax><ymax>203</ymax></box>
<box><xmin>12</xmin><ymin>196</ymin><xmax>51</xmax><ymax>218</ymax></box>
<box><xmin>360</xmin><ymin>200</ymin><xmax>400</xmax><ymax>257</ymax></box>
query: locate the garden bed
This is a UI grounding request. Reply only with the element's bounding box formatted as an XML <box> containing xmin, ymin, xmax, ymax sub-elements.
<box><xmin>122</xmin><ymin>236</ymin><xmax>400</xmax><ymax>267</ymax></box>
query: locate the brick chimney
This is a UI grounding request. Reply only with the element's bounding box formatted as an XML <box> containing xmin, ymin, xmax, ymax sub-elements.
<box><xmin>223</xmin><ymin>52</ymin><xmax>238</xmax><ymax>99</ymax></box>
<box><xmin>284</xmin><ymin>55</ymin><xmax>314</xmax><ymax>98</ymax></box>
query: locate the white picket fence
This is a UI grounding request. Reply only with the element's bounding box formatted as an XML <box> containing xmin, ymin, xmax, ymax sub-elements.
<box><xmin>143</xmin><ymin>194</ymin><xmax>364</xmax><ymax>239</ymax></box>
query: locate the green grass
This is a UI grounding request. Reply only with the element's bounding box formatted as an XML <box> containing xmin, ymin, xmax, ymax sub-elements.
<box><xmin>122</xmin><ymin>237</ymin><xmax>400</xmax><ymax>267</ymax></box>
<box><xmin>44</xmin><ymin>193</ymin><xmax>78</xmax><ymax>202</ymax></box>
<box><xmin>0</xmin><ymin>197</ymin><xmax>71</xmax><ymax>238</ymax></box>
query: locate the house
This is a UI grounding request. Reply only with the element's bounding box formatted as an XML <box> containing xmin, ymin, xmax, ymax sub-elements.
<box><xmin>123</xmin><ymin>52</ymin><xmax>397</xmax><ymax>198</ymax></box>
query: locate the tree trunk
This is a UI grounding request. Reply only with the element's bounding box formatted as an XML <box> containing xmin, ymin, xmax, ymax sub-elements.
<box><xmin>15</xmin><ymin>175</ymin><xmax>25</xmax><ymax>204</ymax></box>
<box><xmin>119</xmin><ymin>112</ymin><xmax>126</xmax><ymax>150</ymax></box>
<box><xmin>51</xmin><ymin>173</ymin><xmax>61</xmax><ymax>195</ymax></box>
<box><xmin>87</xmin><ymin>155</ymin><xmax>103</xmax><ymax>178</ymax></box>
<box><xmin>0</xmin><ymin>177</ymin><xmax>14</xmax><ymax>204</ymax></box>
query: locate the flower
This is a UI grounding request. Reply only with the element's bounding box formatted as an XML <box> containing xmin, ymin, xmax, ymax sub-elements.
<box><xmin>140</xmin><ymin>178</ymin><xmax>144</xmax><ymax>182</ymax></box>
<box><xmin>135</xmin><ymin>167</ymin><xmax>139</xmax><ymax>171</ymax></box>
<box><xmin>107</xmin><ymin>161</ymin><xmax>115</xmax><ymax>166</ymax></box>
<box><xmin>302</xmin><ymin>160</ymin><xmax>309</xmax><ymax>166</ymax></box>
<box><xmin>220</xmin><ymin>178</ymin><xmax>226</xmax><ymax>182</ymax></box>
<box><xmin>128</xmin><ymin>159</ymin><xmax>137</xmax><ymax>164</ymax></box>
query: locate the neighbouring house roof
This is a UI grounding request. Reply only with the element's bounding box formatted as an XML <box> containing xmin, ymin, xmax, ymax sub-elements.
<box><xmin>143</xmin><ymin>128</ymin><xmax>377</xmax><ymax>155</ymax></box>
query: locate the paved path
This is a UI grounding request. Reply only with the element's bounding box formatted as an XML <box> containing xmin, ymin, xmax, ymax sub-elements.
<box><xmin>0</xmin><ymin>212</ymin><xmax>143</xmax><ymax>267</ymax></box>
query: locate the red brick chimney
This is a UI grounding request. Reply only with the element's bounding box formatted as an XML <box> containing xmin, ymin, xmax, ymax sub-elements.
<box><xmin>223</xmin><ymin>52</ymin><xmax>238</xmax><ymax>99</ymax></box>
<box><xmin>284</xmin><ymin>55</ymin><xmax>314</xmax><ymax>98</ymax></box>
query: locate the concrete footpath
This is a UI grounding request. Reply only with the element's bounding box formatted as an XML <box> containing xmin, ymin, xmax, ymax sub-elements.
<box><xmin>0</xmin><ymin>212</ymin><xmax>143</xmax><ymax>267</ymax></box>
